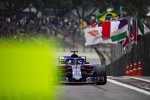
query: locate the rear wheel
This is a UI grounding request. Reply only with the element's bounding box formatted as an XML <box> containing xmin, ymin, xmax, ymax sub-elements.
<box><xmin>94</xmin><ymin>64</ymin><xmax>107</xmax><ymax>85</ymax></box>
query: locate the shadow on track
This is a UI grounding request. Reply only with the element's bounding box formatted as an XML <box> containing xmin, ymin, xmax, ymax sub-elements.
<box><xmin>61</xmin><ymin>83</ymin><xmax>94</xmax><ymax>86</ymax></box>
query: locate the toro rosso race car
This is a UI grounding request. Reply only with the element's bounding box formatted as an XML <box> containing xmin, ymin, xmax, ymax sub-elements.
<box><xmin>58</xmin><ymin>51</ymin><xmax>107</xmax><ymax>85</ymax></box>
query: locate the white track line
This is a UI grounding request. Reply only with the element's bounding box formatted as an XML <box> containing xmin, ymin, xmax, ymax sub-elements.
<box><xmin>108</xmin><ymin>78</ymin><xmax>150</xmax><ymax>96</ymax></box>
<box><xmin>131</xmin><ymin>77</ymin><xmax>150</xmax><ymax>83</ymax></box>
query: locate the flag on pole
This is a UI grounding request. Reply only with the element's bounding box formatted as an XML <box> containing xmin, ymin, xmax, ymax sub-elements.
<box><xmin>100</xmin><ymin>19</ymin><xmax>128</xmax><ymax>42</ymax></box>
<box><xmin>119</xmin><ymin>35</ymin><xmax>129</xmax><ymax>49</ymax></box>
<box><xmin>133</xmin><ymin>18</ymin><xmax>138</xmax><ymax>44</ymax></box>
<box><xmin>137</xmin><ymin>18</ymin><xmax>150</xmax><ymax>35</ymax></box>
<box><xmin>84</xmin><ymin>22</ymin><xmax>117</xmax><ymax>46</ymax></box>
<box><xmin>129</xmin><ymin>17</ymin><xmax>149</xmax><ymax>46</ymax></box>
<box><xmin>110</xmin><ymin>20</ymin><xmax>128</xmax><ymax>42</ymax></box>
<box><xmin>97</xmin><ymin>11</ymin><xmax>118</xmax><ymax>22</ymax></box>
<box><xmin>84</xmin><ymin>26</ymin><xmax>102</xmax><ymax>46</ymax></box>
<box><xmin>129</xmin><ymin>17</ymin><xmax>150</xmax><ymax>45</ymax></box>
<box><xmin>118</xmin><ymin>19</ymin><xmax>129</xmax><ymax>49</ymax></box>
<box><xmin>100</xmin><ymin>21</ymin><xmax>111</xmax><ymax>40</ymax></box>
<box><xmin>129</xmin><ymin>17</ymin><xmax>135</xmax><ymax>45</ymax></box>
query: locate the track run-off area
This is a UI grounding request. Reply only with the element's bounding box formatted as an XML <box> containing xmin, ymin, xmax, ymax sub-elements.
<box><xmin>58</xmin><ymin>76</ymin><xmax>150</xmax><ymax>100</ymax></box>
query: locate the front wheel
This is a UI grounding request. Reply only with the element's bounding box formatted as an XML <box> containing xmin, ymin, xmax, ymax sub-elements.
<box><xmin>94</xmin><ymin>64</ymin><xmax>107</xmax><ymax>85</ymax></box>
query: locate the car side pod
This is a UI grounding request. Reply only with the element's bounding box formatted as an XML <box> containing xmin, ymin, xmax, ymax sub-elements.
<box><xmin>94</xmin><ymin>64</ymin><xmax>107</xmax><ymax>85</ymax></box>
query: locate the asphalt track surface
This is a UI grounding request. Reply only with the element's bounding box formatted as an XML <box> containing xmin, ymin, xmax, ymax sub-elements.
<box><xmin>58</xmin><ymin>50</ymin><xmax>150</xmax><ymax>100</ymax></box>
<box><xmin>59</xmin><ymin>77</ymin><xmax>150</xmax><ymax>100</ymax></box>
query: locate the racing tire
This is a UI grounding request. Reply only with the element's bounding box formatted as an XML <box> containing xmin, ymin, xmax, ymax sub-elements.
<box><xmin>94</xmin><ymin>64</ymin><xmax>107</xmax><ymax>85</ymax></box>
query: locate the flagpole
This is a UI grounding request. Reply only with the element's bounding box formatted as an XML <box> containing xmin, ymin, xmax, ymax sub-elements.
<box><xmin>120</xmin><ymin>6</ymin><xmax>123</xmax><ymax>18</ymax></box>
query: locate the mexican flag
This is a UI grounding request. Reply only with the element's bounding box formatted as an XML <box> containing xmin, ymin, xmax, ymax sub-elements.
<box><xmin>137</xmin><ymin>18</ymin><xmax>149</xmax><ymax>35</ymax></box>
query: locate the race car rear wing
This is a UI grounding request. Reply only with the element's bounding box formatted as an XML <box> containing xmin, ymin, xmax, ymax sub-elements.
<box><xmin>59</xmin><ymin>56</ymin><xmax>86</xmax><ymax>64</ymax></box>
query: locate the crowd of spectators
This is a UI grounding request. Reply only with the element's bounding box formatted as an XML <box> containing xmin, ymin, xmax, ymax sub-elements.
<box><xmin>1</xmin><ymin>15</ymin><xmax>94</xmax><ymax>37</ymax></box>
<box><xmin>0</xmin><ymin>14</ymin><xmax>97</xmax><ymax>45</ymax></box>
<box><xmin>0</xmin><ymin>14</ymin><xmax>150</xmax><ymax>45</ymax></box>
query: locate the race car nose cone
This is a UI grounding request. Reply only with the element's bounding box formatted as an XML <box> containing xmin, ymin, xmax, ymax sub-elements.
<box><xmin>73</xmin><ymin>73</ymin><xmax>82</xmax><ymax>80</ymax></box>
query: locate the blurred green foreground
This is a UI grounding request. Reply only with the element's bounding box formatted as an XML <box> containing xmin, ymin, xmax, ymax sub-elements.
<box><xmin>0</xmin><ymin>38</ymin><xmax>61</xmax><ymax>100</ymax></box>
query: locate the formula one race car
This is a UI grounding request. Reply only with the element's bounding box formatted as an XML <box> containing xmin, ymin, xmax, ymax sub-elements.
<box><xmin>58</xmin><ymin>51</ymin><xmax>107</xmax><ymax>85</ymax></box>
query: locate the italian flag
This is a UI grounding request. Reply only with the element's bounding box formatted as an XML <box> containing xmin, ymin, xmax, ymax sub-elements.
<box><xmin>100</xmin><ymin>19</ymin><xmax>128</xmax><ymax>42</ymax></box>
<box><xmin>137</xmin><ymin>18</ymin><xmax>149</xmax><ymax>35</ymax></box>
